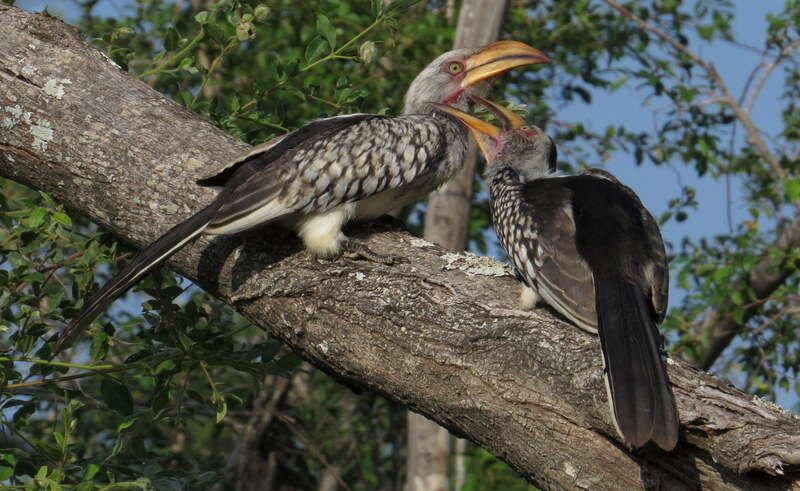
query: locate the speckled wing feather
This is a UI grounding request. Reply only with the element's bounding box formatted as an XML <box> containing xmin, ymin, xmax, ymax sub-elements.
<box><xmin>490</xmin><ymin>170</ymin><xmax>597</xmax><ymax>332</ymax></box>
<box><xmin>197</xmin><ymin>114</ymin><xmax>377</xmax><ymax>188</ymax></box>
<box><xmin>204</xmin><ymin>115</ymin><xmax>449</xmax><ymax>235</ymax></box>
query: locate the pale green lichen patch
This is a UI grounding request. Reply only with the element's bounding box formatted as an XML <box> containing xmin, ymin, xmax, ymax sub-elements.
<box><xmin>440</xmin><ymin>252</ymin><xmax>513</xmax><ymax>277</ymax></box>
<box><xmin>407</xmin><ymin>237</ymin><xmax>435</xmax><ymax>248</ymax></box>
<box><xmin>3</xmin><ymin>104</ymin><xmax>32</xmax><ymax>128</ymax></box>
<box><xmin>185</xmin><ymin>157</ymin><xmax>205</xmax><ymax>170</ymax></box>
<box><xmin>30</xmin><ymin>120</ymin><xmax>54</xmax><ymax>152</ymax></box>
<box><xmin>3</xmin><ymin>105</ymin><xmax>54</xmax><ymax>152</ymax></box>
<box><xmin>752</xmin><ymin>394</ymin><xmax>795</xmax><ymax>418</ymax></box>
<box><xmin>43</xmin><ymin>78</ymin><xmax>72</xmax><ymax>99</ymax></box>
<box><xmin>21</xmin><ymin>65</ymin><xmax>37</xmax><ymax>78</ymax></box>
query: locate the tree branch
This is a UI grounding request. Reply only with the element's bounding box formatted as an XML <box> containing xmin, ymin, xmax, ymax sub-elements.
<box><xmin>699</xmin><ymin>213</ymin><xmax>800</xmax><ymax>369</ymax></box>
<box><xmin>2</xmin><ymin>6</ymin><xmax>800</xmax><ymax>489</ymax></box>
<box><xmin>743</xmin><ymin>40</ymin><xmax>800</xmax><ymax>116</ymax></box>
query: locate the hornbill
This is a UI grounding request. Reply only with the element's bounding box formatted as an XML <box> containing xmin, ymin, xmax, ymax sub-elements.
<box><xmin>54</xmin><ymin>41</ymin><xmax>549</xmax><ymax>353</ymax></box>
<box><xmin>436</xmin><ymin>97</ymin><xmax>679</xmax><ymax>451</ymax></box>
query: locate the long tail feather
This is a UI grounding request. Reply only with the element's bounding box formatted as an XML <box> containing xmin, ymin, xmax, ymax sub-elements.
<box><xmin>54</xmin><ymin>204</ymin><xmax>219</xmax><ymax>354</ymax></box>
<box><xmin>595</xmin><ymin>279</ymin><xmax>679</xmax><ymax>450</ymax></box>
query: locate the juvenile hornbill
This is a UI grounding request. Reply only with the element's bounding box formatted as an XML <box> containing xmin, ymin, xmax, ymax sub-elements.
<box><xmin>436</xmin><ymin>97</ymin><xmax>679</xmax><ymax>451</ymax></box>
<box><xmin>54</xmin><ymin>41</ymin><xmax>549</xmax><ymax>353</ymax></box>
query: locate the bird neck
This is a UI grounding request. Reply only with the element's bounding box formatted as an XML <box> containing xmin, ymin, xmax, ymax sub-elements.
<box><xmin>404</xmin><ymin>96</ymin><xmax>470</xmax><ymax>117</ymax></box>
<box><xmin>486</xmin><ymin>165</ymin><xmax>526</xmax><ymax>201</ymax></box>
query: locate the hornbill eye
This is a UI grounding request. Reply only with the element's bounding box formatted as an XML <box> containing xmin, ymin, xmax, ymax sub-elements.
<box><xmin>446</xmin><ymin>62</ymin><xmax>464</xmax><ymax>74</ymax></box>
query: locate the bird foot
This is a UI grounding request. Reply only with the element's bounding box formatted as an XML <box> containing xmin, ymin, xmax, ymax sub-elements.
<box><xmin>341</xmin><ymin>239</ymin><xmax>406</xmax><ymax>265</ymax></box>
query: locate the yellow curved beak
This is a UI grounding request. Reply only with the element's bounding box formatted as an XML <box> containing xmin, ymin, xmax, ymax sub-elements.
<box><xmin>430</xmin><ymin>103</ymin><xmax>501</xmax><ymax>160</ymax></box>
<box><xmin>461</xmin><ymin>40</ymin><xmax>550</xmax><ymax>88</ymax></box>
<box><xmin>469</xmin><ymin>95</ymin><xmax>528</xmax><ymax>130</ymax></box>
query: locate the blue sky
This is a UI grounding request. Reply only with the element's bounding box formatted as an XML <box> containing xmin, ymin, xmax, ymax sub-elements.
<box><xmin>13</xmin><ymin>0</ymin><xmax>794</xmax><ymax>405</ymax></box>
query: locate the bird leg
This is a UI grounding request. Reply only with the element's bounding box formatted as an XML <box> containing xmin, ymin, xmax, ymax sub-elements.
<box><xmin>340</xmin><ymin>238</ymin><xmax>406</xmax><ymax>265</ymax></box>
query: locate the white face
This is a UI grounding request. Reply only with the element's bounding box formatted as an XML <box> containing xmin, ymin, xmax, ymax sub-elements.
<box><xmin>402</xmin><ymin>47</ymin><xmax>490</xmax><ymax>114</ymax></box>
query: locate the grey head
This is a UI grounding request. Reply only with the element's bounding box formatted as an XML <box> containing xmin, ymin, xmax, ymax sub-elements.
<box><xmin>432</xmin><ymin>95</ymin><xmax>556</xmax><ymax>182</ymax></box>
<box><xmin>493</xmin><ymin>129</ymin><xmax>557</xmax><ymax>182</ymax></box>
<box><xmin>401</xmin><ymin>41</ymin><xmax>551</xmax><ymax>115</ymax></box>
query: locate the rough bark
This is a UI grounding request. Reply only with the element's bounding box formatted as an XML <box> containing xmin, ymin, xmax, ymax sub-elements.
<box><xmin>2</xmin><ymin>6</ymin><xmax>800</xmax><ymax>489</ymax></box>
<box><xmin>408</xmin><ymin>2</ymin><xmax>508</xmax><ymax>489</ymax></box>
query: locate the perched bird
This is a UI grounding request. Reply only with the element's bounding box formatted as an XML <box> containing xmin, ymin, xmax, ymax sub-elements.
<box><xmin>436</xmin><ymin>97</ymin><xmax>679</xmax><ymax>451</ymax></box>
<box><xmin>55</xmin><ymin>41</ymin><xmax>550</xmax><ymax>353</ymax></box>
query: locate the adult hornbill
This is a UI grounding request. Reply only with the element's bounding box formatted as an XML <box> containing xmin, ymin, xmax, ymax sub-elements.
<box><xmin>436</xmin><ymin>97</ymin><xmax>679</xmax><ymax>451</ymax></box>
<box><xmin>54</xmin><ymin>41</ymin><xmax>549</xmax><ymax>353</ymax></box>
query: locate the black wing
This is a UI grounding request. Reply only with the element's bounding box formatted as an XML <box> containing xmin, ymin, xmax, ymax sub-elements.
<box><xmin>565</xmin><ymin>172</ymin><xmax>678</xmax><ymax>451</ymax></box>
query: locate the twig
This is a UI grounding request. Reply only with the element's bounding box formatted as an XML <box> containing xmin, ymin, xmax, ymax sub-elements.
<box><xmin>138</xmin><ymin>28</ymin><xmax>205</xmax><ymax>79</ymax></box>
<box><xmin>744</xmin><ymin>39</ymin><xmax>800</xmax><ymax>115</ymax></box>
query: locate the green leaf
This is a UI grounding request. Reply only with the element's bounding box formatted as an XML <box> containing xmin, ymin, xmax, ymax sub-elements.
<box><xmin>215</xmin><ymin>398</ymin><xmax>227</xmax><ymax>423</ymax></box>
<box><xmin>27</xmin><ymin>207</ymin><xmax>47</xmax><ymax>228</ymax></box>
<box><xmin>51</xmin><ymin>212</ymin><xmax>72</xmax><ymax>227</ymax></box>
<box><xmin>304</xmin><ymin>36</ymin><xmax>328</xmax><ymax>64</ymax></box>
<box><xmin>53</xmin><ymin>431</ymin><xmax>65</xmax><ymax>448</ymax></box>
<box><xmin>0</xmin><ymin>466</ymin><xmax>13</xmax><ymax>480</ymax></box>
<box><xmin>316</xmin><ymin>14</ymin><xmax>336</xmax><ymax>50</ymax></box>
<box><xmin>1</xmin><ymin>453</ymin><xmax>17</xmax><ymax>467</ymax></box>
<box><xmin>785</xmin><ymin>178</ymin><xmax>800</xmax><ymax>202</ymax></box>
<box><xmin>195</xmin><ymin>11</ymin><xmax>209</xmax><ymax>24</ymax></box>
<box><xmin>101</xmin><ymin>378</ymin><xmax>134</xmax><ymax>416</ymax></box>
<box><xmin>610</xmin><ymin>75</ymin><xmax>627</xmax><ymax>92</ymax></box>
<box><xmin>21</xmin><ymin>272</ymin><xmax>44</xmax><ymax>283</ymax></box>
<box><xmin>34</xmin><ymin>440</ymin><xmax>63</xmax><ymax>462</ymax></box>
<box><xmin>90</xmin><ymin>331</ymin><xmax>109</xmax><ymax>361</ymax></box>
<box><xmin>118</xmin><ymin>418</ymin><xmax>137</xmax><ymax>432</ymax></box>
<box><xmin>206</xmin><ymin>23</ymin><xmax>228</xmax><ymax>43</ymax></box>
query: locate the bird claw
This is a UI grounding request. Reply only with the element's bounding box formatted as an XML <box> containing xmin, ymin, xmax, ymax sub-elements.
<box><xmin>341</xmin><ymin>239</ymin><xmax>406</xmax><ymax>265</ymax></box>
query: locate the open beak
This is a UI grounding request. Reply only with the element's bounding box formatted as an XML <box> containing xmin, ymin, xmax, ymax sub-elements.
<box><xmin>461</xmin><ymin>40</ymin><xmax>550</xmax><ymax>88</ymax></box>
<box><xmin>469</xmin><ymin>95</ymin><xmax>528</xmax><ymax>130</ymax></box>
<box><xmin>430</xmin><ymin>103</ymin><xmax>501</xmax><ymax>161</ymax></box>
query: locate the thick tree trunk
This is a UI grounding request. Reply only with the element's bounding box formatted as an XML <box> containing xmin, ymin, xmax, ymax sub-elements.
<box><xmin>2</xmin><ymin>6</ymin><xmax>800</xmax><ymax>489</ymax></box>
<box><xmin>408</xmin><ymin>2</ymin><xmax>508</xmax><ymax>490</ymax></box>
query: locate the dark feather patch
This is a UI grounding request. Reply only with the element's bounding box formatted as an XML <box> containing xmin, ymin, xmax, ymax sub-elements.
<box><xmin>596</xmin><ymin>279</ymin><xmax>679</xmax><ymax>450</ymax></box>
